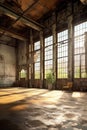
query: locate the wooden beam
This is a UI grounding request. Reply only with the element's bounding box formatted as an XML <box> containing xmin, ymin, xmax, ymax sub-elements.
<box><xmin>0</xmin><ymin>40</ymin><xmax>15</xmax><ymax>47</ymax></box>
<box><xmin>0</xmin><ymin>27</ymin><xmax>27</xmax><ymax>41</ymax></box>
<box><xmin>0</xmin><ymin>4</ymin><xmax>44</xmax><ymax>31</ymax></box>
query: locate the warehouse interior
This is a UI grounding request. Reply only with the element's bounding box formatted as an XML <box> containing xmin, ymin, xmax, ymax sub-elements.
<box><xmin>0</xmin><ymin>0</ymin><xmax>87</xmax><ymax>129</ymax></box>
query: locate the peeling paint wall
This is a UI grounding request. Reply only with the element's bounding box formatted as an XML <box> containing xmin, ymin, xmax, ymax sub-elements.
<box><xmin>0</xmin><ymin>44</ymin><xmax>16</xmax><ymax>87</ymax></box>
<box><xmin>17</xmin><ymin>41</ymin><xmax>27</xmax><ymax>85</ymax></box>
<box><xmin>18</xmin><ymin>41</ymin><xmax>26</xmax><ymax>66</ymax></box>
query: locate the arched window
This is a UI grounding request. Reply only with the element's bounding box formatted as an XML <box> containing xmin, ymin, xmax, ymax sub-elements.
<box><xmin>34</xmin><ymin>41</ymin><xmax>40</xmax><ymax>79</ymax></box>
<box><xmin>19</xmin><ymin>69</ymin><xmax>26</xmax><ymax>79</ymax></box>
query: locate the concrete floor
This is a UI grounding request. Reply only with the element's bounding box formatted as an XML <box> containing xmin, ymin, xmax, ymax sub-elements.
<box><xmin>0</xmin><ymin>88</ymin><xmax>87</xmax><ymax>130</ymax></box>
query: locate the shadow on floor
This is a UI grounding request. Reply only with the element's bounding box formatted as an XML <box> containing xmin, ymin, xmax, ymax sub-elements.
<box><xmin>0</xmin><ymin>119</ymin><xmax>21</xmax><ymax>130</ymax></box>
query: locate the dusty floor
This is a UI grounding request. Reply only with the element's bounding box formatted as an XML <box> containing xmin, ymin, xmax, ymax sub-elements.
<box><xmin>0</xmin><ymin>88</ymin><xmax>87</xmax><ymax>130</ymax></box>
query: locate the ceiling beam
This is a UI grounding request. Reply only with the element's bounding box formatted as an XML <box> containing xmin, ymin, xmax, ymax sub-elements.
<box><xmin>0</xmin><ymin>3</ymin><xmax>44</xmax><ymax>31</ymax></box>
<box><xmin>0</xmin><ymin>40</ymin><xmax>16</xmax><ymax>47</ymax></box>
<box><xmin>0</xmin><ymin>27</ymin><xmax>27</xmax><ymax>41</ymax></box>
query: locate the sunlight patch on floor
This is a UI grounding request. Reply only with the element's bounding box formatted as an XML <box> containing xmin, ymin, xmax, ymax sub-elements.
<box><xmin>10</xmin><ymin>104</ymin><xmax>28</xmax><ymax>111</ymax></box>
<box><xmin>72</xmin><ymin>92</ymin><xmax>84</xmax><ymax>98</ymax></box>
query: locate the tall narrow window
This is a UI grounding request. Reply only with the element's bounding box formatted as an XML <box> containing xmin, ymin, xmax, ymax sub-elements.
<box><xmin>45</xmin><ymin>36</ymin><xmax>53</xmax><ymax>78</ymax></box>
<box><xmin>74</xmin><ymin>22</ymin><xmax>87</xmax><ymax>78</ymax></box>
<box><xmin>34</xmin><ymin>41</ymin><xmax>40</xmax><ymax>79</ymax></box>
<box><xmin>19</xmin><ymin>69</ymin><xmax>26</xmax><ymax>79</ymax></box>
<box><xmin>57</xmin><ymin>30</ymin><xmax>68</xmax><ymax>78</ymax></box>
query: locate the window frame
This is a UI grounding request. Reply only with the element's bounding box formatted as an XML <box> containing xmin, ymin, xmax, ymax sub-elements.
<box><xmin>57</xmin><ymin>29</ymin><xmax>68</xmax><ymax>79</ymax></box>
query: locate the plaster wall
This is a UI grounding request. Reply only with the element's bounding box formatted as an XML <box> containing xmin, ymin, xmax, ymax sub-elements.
<box><xmin>0</xmin><ymin>44</ymin><xmax>16</xmax><ymax>86</ymax></box>
<box><xmin>18</xmin><ymin>41</ymin><xmax>26</xmax><ymax>66</ymax></box>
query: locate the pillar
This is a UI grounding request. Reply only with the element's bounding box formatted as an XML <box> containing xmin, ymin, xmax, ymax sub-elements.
<box><xmin>68</xmin><ymin>15</ymin><xmax>74</xmax><ymax>82</ymax></box>
<box><xmin>85</xmin><ymin>32</ymin><xmax>87</xmax><ymax>75</ymax></box>
<box><xmin>30</xmin><ymin>29</ymin><xmax>34</xmax><ymax>87</ymax></box>
<box><xmin>52</xmin><ymin>12</ymin><xmax>57</xmax><ymax>88</ymax></box>
<box><xmin>40</xmin><ymin>31</ymin><xmax>44</xmax><ymax>88</ymax></box>
<box><xmin>15</xmin><ymin>39</ymin><xmax>19</xmax><ymax>81</ymax></box>
<box><xmin>26</xmin><ymin>40</ymin><xmax>29</xmax><ymax>87</ymax></box>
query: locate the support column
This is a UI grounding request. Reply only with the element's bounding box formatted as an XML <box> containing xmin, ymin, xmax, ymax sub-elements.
<box><xmin>15</xmin><ymin>39</ymin><xmax>19</xmax><ymax>81</ymax></box>
<box><xmin>30</xmin><ymin>29</ymin><xmax>34</xmax><ymax>87</ymax></box>
<box><xmin>26</xmin><ymin>40</ymin><xmax>29</xmax><ymax>87</ymax></box>
<box><xmin>85</xmin><ymin>32</ymin><xmax>87</xmax><ymax>75</ymax></box>
<box><xmin>52</xmin><ymin>13</ymin><xmax>57</xmax><ymax>89</ymax></box>
<box><xmin>68</xmin><ymin>15</ymin><xmax>74</xmax><ymax>82</ymax></box>
<box><xmin>40</xmin><ymin>31</ymin><xmax>44</xmax><ymax>88</ymax></box>
<box><xmin>52</xmin><ymin>23</ymin><xmax>57</xmax><ymax>78</ymax></box>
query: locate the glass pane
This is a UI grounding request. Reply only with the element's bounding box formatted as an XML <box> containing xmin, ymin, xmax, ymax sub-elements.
<box><xmin>74</xmin><ymin>21</ymin><xmax>87</xmax><ymax>78</ymax></box>
<box><xmin>57</xmin><ymin>30</ymin><xmax>68</xmax><ymax>79</ymax></box>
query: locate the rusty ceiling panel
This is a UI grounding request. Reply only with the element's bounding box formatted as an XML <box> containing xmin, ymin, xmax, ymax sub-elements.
<box><xmin>3</xmin><ymin>0</ymin><xmax>62</xmax><ymax>20</ymax></box>
<box><xmin>0</xmin><ymin>0</ymin><xmax>64</xmax><ymax>22</ymax></box>
<box><xmin>40</xmin><ymin>0</ymin><xmax>59</xmax><ymax>10</ymax></box>
<box><xmin>21</xmin><ymin>0</ymin><xmax>35</xmax><ymax>11</ymax></box>
<box><xmin>1</xmin><ymin>0</ymin><xmax>65</xmax><ymax>21</ymax></box>
<box><xmin>26</xmin><ymin>3</ymin><xmax>47</xmax><ymax>20</ymax></box>
<box><xmin>25</xmin><ymin>0</ymin><xmax>60</xmax><ymax>20</ymax></box>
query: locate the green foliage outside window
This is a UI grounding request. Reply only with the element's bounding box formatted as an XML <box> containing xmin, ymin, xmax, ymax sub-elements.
<box><xmin>74</xmin><ymin>67</ymin><xmax>87</xmax><ymax>78</ymax></box>
<box><xmin>35</xmin><ymin>71</ymin><xmax>40</xmax><ymax>79</ymax></box>
<box><xmin>19</xmin><ymin>69</ymin><xmax>26</xmax><ymax>79</ymax></box>
<box><xmin>45</xmin><ymin>68</ymin><xmax>52</xmax><ymax>79</ymax></box>
<box><xmin>46</xmin><ymin>69</ymin><xmax>56</xmax><ymax>84</ymax></box>
<box><xmin>58</xmin><ymin>66</ymin><xmax>68</xmax><ymax>78</ymax></box>
<box><xmin>74</xmin><ymin>68</ymin><xmax>80</xmax><ymax>78</ymax></box>
<box><xmin>82</xmin><ymin>73</ymin><xmax>87</xmax><ymax>78</ymax></box>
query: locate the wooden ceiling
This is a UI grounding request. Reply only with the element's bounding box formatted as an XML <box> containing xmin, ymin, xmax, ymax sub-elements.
<box><xmin>0</xmin><ymin>0</ymin><xmax>64</xmax><ymax>45</ymax></box>
<box><xmin>3</xmin><ymin>0</ymin><xmax>61</xmax><ymax>20</ymax></box>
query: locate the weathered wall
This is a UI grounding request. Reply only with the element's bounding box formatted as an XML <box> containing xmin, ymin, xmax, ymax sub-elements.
<box><xmin>17</xmin><ymin>41</ymin><xmax>28</xmax><ymax>87</ymax></box>
<box><xmin>0</xmin><ymin>44</ymin><xmax>16</xmax><ymax>87</ymax></box>
<box><xmin>18</xmin><ymin>41</ymin><xmax>26</xmax><ymax>66</ymax></box>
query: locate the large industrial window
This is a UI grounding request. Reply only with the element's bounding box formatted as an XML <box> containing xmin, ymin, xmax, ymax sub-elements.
<box><xmin>74</xmin><ymin>22</ymin><xmax>87</xmax><ymax>78</ymax></box>
<box><xmin>57</xmin><ymin>30</ymin><xmax>68</xmax><ymax>78</ymax></box>
<box><xmin>34</xmin><ymin>41</ymin><xmax>40</xmax><ymax>79</ymax></box>
<box><xmin>45</xmin><ymin>36</ymin><xmax>53</xmax><ymax>78</ymax></box>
